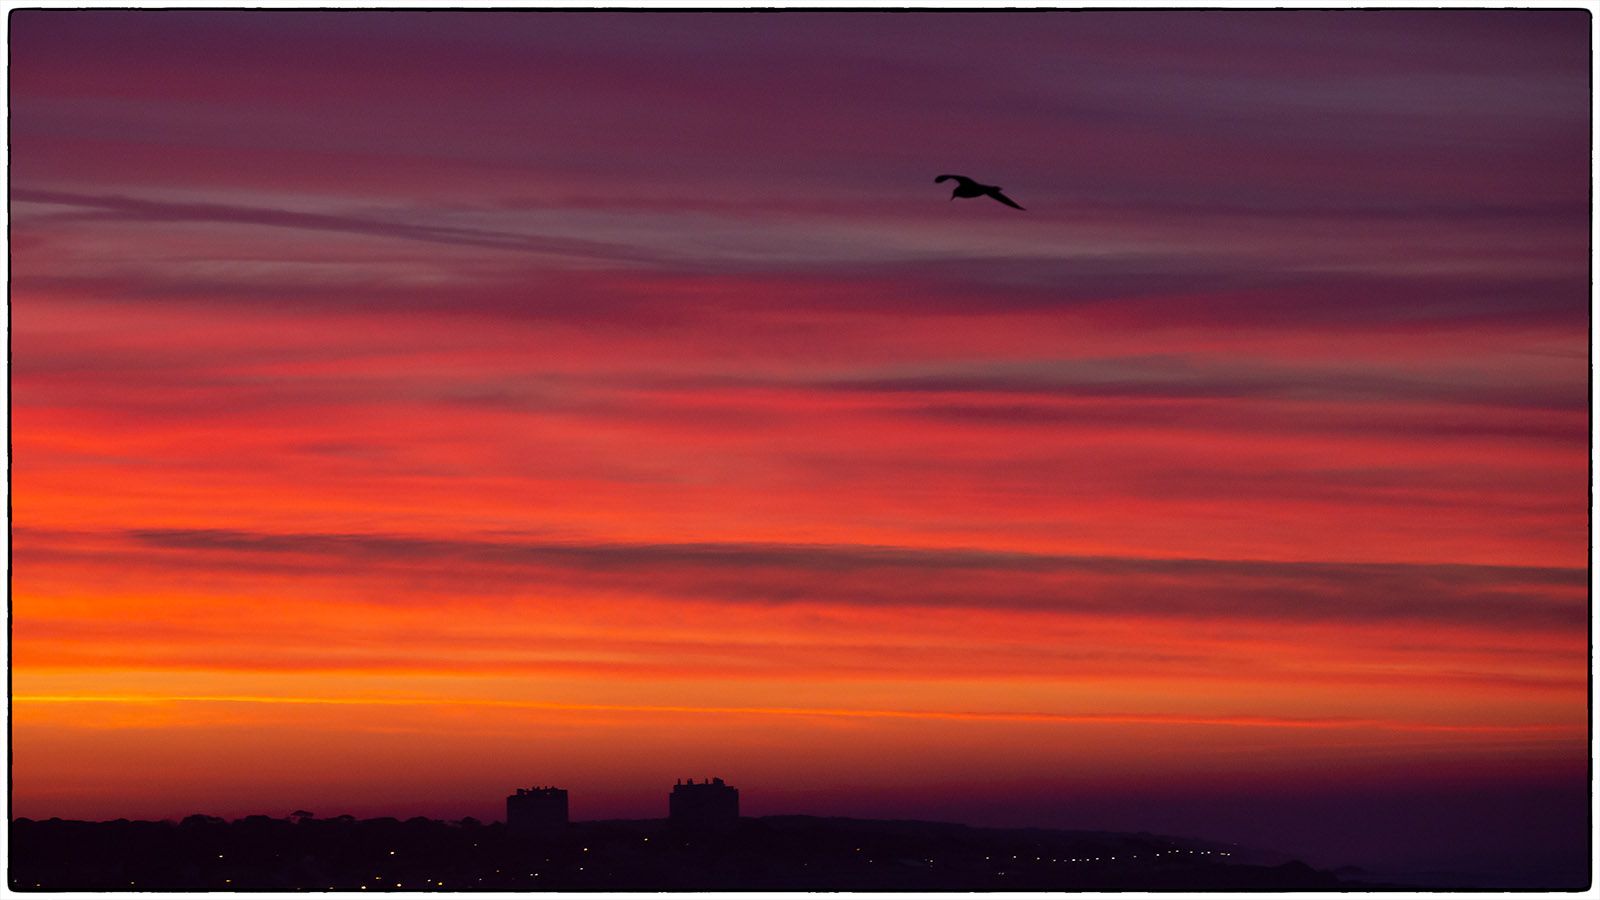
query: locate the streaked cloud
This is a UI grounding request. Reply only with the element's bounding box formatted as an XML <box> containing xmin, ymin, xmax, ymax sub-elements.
<box><xmin>45</xmin><ymin>526</ymin><xmax>1568</xmax><ymax>630</ymax></box>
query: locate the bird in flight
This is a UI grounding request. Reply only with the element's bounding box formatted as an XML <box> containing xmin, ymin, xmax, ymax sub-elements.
<box><xmin>935</xmin><ymin>174</ymin><xmax>1025</xmax><ymax>210</ymax></box>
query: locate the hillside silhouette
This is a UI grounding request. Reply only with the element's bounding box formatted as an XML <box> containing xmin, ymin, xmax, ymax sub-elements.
<box><xmin>10</xmin><ymin>812</ymin><xmax>1452</xmax><ymax>891</ymax></box>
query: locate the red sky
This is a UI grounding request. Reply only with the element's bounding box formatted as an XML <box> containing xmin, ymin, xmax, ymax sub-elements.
<box><xmin>8</xmin><ymin>9</ymin><xmax>1590</xmax><ymax>879</ymax></box>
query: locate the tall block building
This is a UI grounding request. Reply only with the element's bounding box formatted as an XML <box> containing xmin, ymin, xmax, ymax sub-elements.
<box><xmin>506</xmin><ymin>786</ymin><xmax>568</xmax><ymax>837</ymax></box>
<box><xmin>668</xmin><ymin>777</ymin><xmax>739</xmax><ymax>830</ymax></box>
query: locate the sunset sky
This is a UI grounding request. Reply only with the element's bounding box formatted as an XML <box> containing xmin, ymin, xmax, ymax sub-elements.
<box><xmin>9</xmin><ymin>8</ymin><xmax>1591</xmax><ymax>880</ymax></box>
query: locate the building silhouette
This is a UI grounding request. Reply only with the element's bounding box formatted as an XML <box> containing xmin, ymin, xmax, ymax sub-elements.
<box><xmin>506</xmin><ymin>786</ymin><xmax>568</xmax><ymax>836</ymax></box>
<box><xmin>669</xmin><ymin>777</ymin><xmax>739</xmax><ymax>830</ymax></box>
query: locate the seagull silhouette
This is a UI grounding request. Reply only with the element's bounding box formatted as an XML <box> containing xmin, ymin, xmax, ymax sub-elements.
<box><xmin>935</xmin><ymin>174</ymin><xmax>1025</xmax><ymax>210</ymax></box>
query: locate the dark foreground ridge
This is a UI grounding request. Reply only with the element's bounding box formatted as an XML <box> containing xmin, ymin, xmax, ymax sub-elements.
<box><xmin>10</xmin><ymin>813</ymin><xmax>1462</xmax><ymax>891</ymax></box>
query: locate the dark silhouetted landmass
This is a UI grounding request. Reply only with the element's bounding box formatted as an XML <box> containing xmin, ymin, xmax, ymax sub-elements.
<box><xmin>7</xmin><ymin>812</ymin><xmax>1518</xmax><ymax>891</ymax></box>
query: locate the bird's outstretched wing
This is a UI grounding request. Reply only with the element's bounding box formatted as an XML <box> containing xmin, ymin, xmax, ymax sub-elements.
<box><xmin>935</xmin><ymin>174</ymin><xmax>970</xmax><ymax>185</ymax></box>
<box><xmin>987</xmin><ymin>190</ymin><xmax>1026</xmax><ymax>211</ymax></box>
